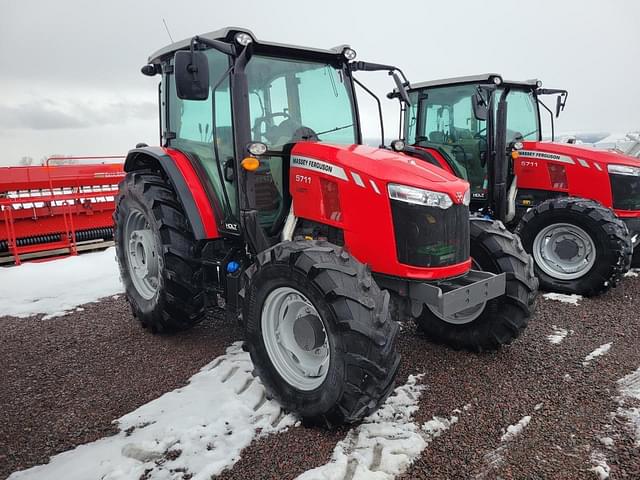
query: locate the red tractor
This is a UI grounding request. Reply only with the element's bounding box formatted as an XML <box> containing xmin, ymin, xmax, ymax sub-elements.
<box><xmin>115</xmin><ymin>31</ymin><xmax>537</xmax><ymax>426</ymax></box>
<box><xmin>392</xmin><ymin>74</ymin><xmax>636</xmax><ymax>296</ymax></box>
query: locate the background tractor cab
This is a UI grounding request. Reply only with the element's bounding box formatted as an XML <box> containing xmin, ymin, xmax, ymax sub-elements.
<box><xmin>116</xmin><ymin>30</ymin><xmax>536</xmax><ymax>426</ymax></box>
<box><xmin>396</xmin><ymin>73</ymin><xmax>635</xmax><ymax>296</ymax></box>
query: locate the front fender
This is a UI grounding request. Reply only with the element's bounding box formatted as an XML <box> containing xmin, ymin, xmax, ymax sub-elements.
<box><xmin>124</xmin><ymin>146</ymin><xmax>219</xmax><ymax>240</ymax></box>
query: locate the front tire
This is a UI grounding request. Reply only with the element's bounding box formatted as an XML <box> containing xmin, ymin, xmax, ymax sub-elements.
<box><xmin>415</xmin><ymin>218</ymin><xmax>537</xmax><ymax>352</ymax></box>
<box><xmin>241</xmin><ymin>241</ymin><xmax>400</xmax><ymax>426</ymax></box>
<box><xmin>114</xmin><ymin>170</ymin><xmax>206</xmax><ymax>332</ymax></box>
<box><xmin>516</xmin><ymin>197</ymin><xmax>631</xmax><ymax>296</ymax></box>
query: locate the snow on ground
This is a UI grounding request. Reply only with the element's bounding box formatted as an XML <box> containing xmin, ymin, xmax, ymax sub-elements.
<box><xmin>548</xmin><ymin>326</ymin><xmax>570</xmax><ymax>344</ymax></box>
<box><xmin>624</xmin><ymin>269</ymin><xmax>640</xmax><ymax>278</ymax></box>
<box><xmin>8</xmin><ymin>342</ymin><xmax>297</xmax><ymax>480</ymax></box>
<box><xmin>583</xmin><ymin>343</ymin><xmax>613</xmax><ymax>367</ymax></box>
<box><xmin>616</xmin><ymin>366</ymin><xmax>640</xmax><ymax>446</ymax></box>
<box><xmin>297</xmin><ymin>375</ymin><xmax>466</xmax><ymax>480</ymax></box>
<box><xmin>500</xmin><ymin>416</ymin><xmax>532</xmax><ymax>443</ymax></box>
<box><xmin>476</xmin><ymin>413</ymin><xmax>534</xmax><ymax>479</ymax></box>
<box><xmin>0</xmin><ymin>248</ymin><xmax>123</xmax><ymax>319</ymax></box>
<box><xmin>590</xmin><ymin>451</ymin><xmax>611</xmax><ymax>480</ymax></box>
<box><xmin>543</xmin><ymin>293</ymin><xmax>582</xmax><ymax>306</ymax></box>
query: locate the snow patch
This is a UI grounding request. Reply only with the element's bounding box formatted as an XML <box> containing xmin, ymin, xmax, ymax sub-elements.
<box><xmin>583</xmin><ymin>343</ymin><xmax>612</xmax><ymax>367</ymax></box>
<box><xmin>0</xmin><ymin>247</ymin><xmax>123</xmax><ymax>319</ymax></box>
<box><xmin>624</xmin><ymin>269</ymin><xmax>639</xmax><ymax>278</ymax></box>
<box><xmin>542</xmin><ymin>293</ymin><xmax>582</xmax><ymax>306</ymax></box>
<box><xmin>547</xmin><ymin>326</ymin><xmax>569</xmax><ymax>344</ymax></box>
<box><xmin>500</xmin><ymin>416</ymin><xmax>531</xmax><ymax>442</ymax></box>
<box><xmin>297</xmin><ymin>375</ymin><xmax>466</xmax><ymax>480</ymax></box>
<box><xmin>476</xmin><ymin>414</ymin><xmax>533</xmax><ymax>479</ymax></box>
<box><xmin>8</xmin><ymin>342</ymin><xmax>297</xmax><ymax>480</ymax></box>
<box><xmin>590</xmin><ymin>451</ymin><xmax>611</xmax><ymax>479</ymax></box>
<box><xmin>616</xmin><ymin>366</ymin><xmax>640</xmax><ymax>445</ymax></box>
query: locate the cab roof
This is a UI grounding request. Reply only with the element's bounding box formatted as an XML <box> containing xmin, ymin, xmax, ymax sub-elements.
<box><xmin>407</xmin><ymin>73</ymin><xmax>540</xmax><ymax>92</ymax></box>
<box><xmin>148</xmin><ymin>26</ymin><xmax>350</xmax><ymax>65</ymax></box>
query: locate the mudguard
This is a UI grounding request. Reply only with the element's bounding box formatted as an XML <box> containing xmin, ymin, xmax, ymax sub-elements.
<box><xmin>124</xmin><ymin>146</ymin><xmax>219</xmax><ymax>240</ymax></box>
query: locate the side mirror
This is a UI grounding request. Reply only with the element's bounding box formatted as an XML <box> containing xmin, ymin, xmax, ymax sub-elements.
<box><xmin>391</xmin><ymin>72</ymin><xmax>411</xmax><ymax>105</ymax></box>
<box><xmin>174</xmin><ymin>50</ymin><xmax>210</xmax><ymax>101</ymax></box>
<box><xmin>472</xmin><ymin>93</ymin><xmax>488</xmax><ymax>121</ymax></box>
<box><xmin>555</xmin><ymin>95</ymin><xmax>563</xmax><ymax>118</ymax></box>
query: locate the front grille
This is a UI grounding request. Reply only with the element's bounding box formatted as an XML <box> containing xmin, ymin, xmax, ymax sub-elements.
<box><xmin>391</xmin><ymin>201</ymin><xmax>469</xmax><ymax>267</ymax></box>
<box><xmin>610</xmin><ymin>174</ymin><xmax>640</xmax><ymax>210</ymax></box>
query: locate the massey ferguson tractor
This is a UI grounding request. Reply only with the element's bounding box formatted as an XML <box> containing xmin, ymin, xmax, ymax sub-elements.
<box><xmin>392</xmin><ymin>74</ymin><xmax>636</xmax><ymax>296</ymax></box>
<box><xmin>114</xmin><ymin>30</ymin><xmax>537</xmax><ymax>426</ymax></box>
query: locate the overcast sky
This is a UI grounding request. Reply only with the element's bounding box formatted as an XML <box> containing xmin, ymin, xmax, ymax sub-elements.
<box><xmin>1</xmin><ymin>0</ymin><xmax>639</xmax><ymax>165</ymax></box>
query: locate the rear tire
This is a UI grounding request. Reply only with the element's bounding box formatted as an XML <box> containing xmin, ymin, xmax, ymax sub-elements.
<box><xmin>241</xmin><ymin>240</ymin><xmax>400</xmax><ymax>427</ymax></box>
<box><xmin>415</xmin><ymin>218</ymin><xmax>537</xmax><ymax>352</ymax></box>
<box><xmin>516</xmin><ymin>197</ymin><xmax>631</xmax><ymax>296</ymax></box>
<box><xmin>114</xmin><ymin>170</ymin><xmax>206</xmax><ymax>332</ymax></box>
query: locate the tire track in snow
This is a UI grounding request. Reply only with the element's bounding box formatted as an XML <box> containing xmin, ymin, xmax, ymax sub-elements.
<box><xmin>8</xmin><ymin>342</ymin><xmax>298</xmax><ymax>480</ymax></box>
<box><xmin>296</xmin><ymin>375</ymin><xmax>469</xmax><ymax>480</ymax></box>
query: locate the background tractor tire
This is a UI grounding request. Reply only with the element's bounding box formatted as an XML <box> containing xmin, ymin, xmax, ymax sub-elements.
<box><xmin>415</xmin><ymin>217</ymin><xmax>537</xmax><ymax>352</ymax></box>
<box><xmin>114</xmin><ymin>170</ymin><xmax>206</xmax><ymax>332</ymax></box>
<box><xmin>516</xmin><ymin>197</ymin><xmax>631</xmax><ymax>296</ymax></box>
<box><xmin>241</xmin><ymin>240</ymin><xmax>400</xmax><ymax>427</ymax></box>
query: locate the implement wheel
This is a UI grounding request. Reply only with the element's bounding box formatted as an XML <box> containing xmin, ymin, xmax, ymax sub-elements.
<box><xmin>241</xmin><ymin>240</ymin><xmax>400</xmax><ymax>427</ymax></box>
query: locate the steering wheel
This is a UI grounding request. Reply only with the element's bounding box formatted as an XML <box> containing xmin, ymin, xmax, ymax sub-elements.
<box><xmin>292</xmin><ymin>127</ymin><xmax>319</xmax><ymax>142</ymax></box>
<box><xmin>252</xmin><ymin>112</ymin><xmax>290</xmax><ymax>142</ymax></box>
<box><xmin>473</xmin><ymin>127</ymin><xmax>487</xmax><ymax>139</ymax></box>
<box><xmin>415</xmin><ymin>135</ymin><xmax>430</xmax><ymax>144</ymax></box>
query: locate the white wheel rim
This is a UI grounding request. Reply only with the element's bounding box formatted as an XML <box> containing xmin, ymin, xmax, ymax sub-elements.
<box><xmin>125</xmin><ymin>209</ymin><xmax>161</xmax><ymax>300</ymax></box>
<box><xmin>261</xmin><ymin>287</ymin><xmax>330</xmax><ymax>391</ymax></box>
<box><xmin>532</xmin><ymin>223</ymin><xmax>597</xmax><ymax>280</ymax></box>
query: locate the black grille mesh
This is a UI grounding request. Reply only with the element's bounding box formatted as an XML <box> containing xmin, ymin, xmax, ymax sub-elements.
<box><xmin>610</xmin><ymin>174</ymin><xmax>640</xmax><ymax>210</ymax></box>
<box><xmin>391</xmin><ymin>201</ymin><xmax>469</xmax><ymax>267</ymax></box>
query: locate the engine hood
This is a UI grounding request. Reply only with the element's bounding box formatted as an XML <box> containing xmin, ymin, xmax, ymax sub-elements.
<box><xmin>524</xmin><ymin>141</ymin><xmax>640</xmax><ymax>167</ymax></box>
<box><xmin>290</xmin><ymin>142</ymin><xmax>470</xmax><ymax>197</ymax></box>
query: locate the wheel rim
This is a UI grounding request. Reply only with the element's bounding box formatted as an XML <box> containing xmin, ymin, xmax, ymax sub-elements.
<box><xmin>261</xmin><ymin>287</ymin><xmax>330</xmax><ymax>391</ymax></box>
<box><xmin>426</xmin><ymin>259</ymin><xmax>486</xmax><ymax>325</ymax></box>
<box><xmin>532</xmin><ymin>223</ymin><xmax>596</xmax><ymax>280</ymax></box>
<box><xmin>125</xmin><ymin>209</ymin><xmax>161</xmax><ymax>300</ymax></box>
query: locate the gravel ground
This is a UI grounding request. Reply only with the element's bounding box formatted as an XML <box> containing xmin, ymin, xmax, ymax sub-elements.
<box><xmin>2</xmin><ymin>277</ymin><xmax>640</xmax><ymax>479</ymax></box>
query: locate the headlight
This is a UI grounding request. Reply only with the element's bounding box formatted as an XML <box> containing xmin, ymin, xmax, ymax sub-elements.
<box><xmin>390</xmin><ymin>139</ymin><xmax>405</xmax><ymax>152</ymax></box>
<box><xmin>388</xmin><ymin>184</ymin><xmax>453</xmax><ymax>209</ymax></box>
<box><xmin>234</xmin><ymin>32</ymin><xmax>253</xmax><ymax>46</ymax></box>
<box><xmin>343</xmin><ymin>48</ymin><xmax>357</xmax><ymax>60</ymax></box>
<box><xmin>247</xmin><ymin>142</ymin><xmax>267</xmax><ymax>156</ymax></box>
<box><xmin>608</xmin><ymin>164</ymin><xmax>640</xmax><ymax>176</ymax></box>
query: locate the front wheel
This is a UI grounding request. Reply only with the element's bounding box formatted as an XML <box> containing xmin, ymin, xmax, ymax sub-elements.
<box><xmin>114</xmin><ymin>170</ymin><xmax>206</xmax><ymax>332</ymax></box>
<box><xmin>241</xmin><ymin>241</ymin><xmax>400</xmax><ymax>427</ymax></box>
<box><xmin>415</xmin><ymin>218</ymin><xmax>538</xmax><ymax>352</ymax></box>
<box><xmin>516</xmin><ymin>197</ymin><xmax>631</xmax><ymax>296</ymax></box>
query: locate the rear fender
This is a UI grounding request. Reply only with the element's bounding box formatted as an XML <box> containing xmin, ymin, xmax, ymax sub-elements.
<box><xmin>124</xmin><ymin>146</ymin><xmax>220</xmax><ymax>240</ymax></box>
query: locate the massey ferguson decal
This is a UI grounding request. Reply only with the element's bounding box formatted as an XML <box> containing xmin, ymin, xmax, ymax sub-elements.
<box><xmin>519</xmin><ymin>150</ymin><xmax>575</xmax><ymax>165</ymax></box>
<box><xmin>291</xmin><ymin>155</ymin><xmax>349</xmax><ymax>181</ymax></box>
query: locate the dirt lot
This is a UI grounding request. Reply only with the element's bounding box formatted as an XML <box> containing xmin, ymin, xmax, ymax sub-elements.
<box><xmin>2</xmin><ymin>276</ymin><xmax>640</xmax><ymax>479</ymax></box>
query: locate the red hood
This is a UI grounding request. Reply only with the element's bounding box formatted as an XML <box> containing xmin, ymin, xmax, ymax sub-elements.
<box><xmin>524</xmin><ymin>140</ymin><xmax>640</xmax><ymax>167</ymax></box>
<box><xmin>291</xmin><ymin>142</ymin><xmax>470</xmax><ymax>198</ymax></box>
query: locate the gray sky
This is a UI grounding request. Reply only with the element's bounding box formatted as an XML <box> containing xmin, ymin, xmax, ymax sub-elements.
<box><xmin>1</xmin><ymin>0</ymin><xmax>639</xmax><ymax>165</ymax></box>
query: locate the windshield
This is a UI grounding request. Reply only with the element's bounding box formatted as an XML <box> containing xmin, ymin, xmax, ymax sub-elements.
<box><xmin>245</xmin><ymin>55</ymin><xmax>358</xmax><ymax>151</ymax></box>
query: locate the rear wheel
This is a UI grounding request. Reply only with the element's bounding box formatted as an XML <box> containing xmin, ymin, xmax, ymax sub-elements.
<box><xmin>114</xmin><ymin>170</ymin><xmax>206</xmax><ymax>332</ymax></box>
<box><xmin>415</xmin><ymin>218</ymin><xmax>537</xmax><ymax>352</ymax></box>
<box><xmin>241</xmin><ymin>240</ymin><xmax>400</xmax><ymax>426</ymax></box>
<box><xmin>516</xmin><ymin>197</ymin><xmax>631</xmax><ymax>296</ymax></box>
